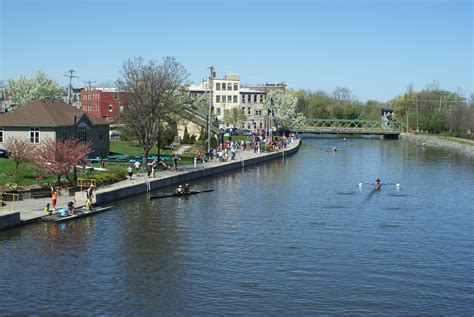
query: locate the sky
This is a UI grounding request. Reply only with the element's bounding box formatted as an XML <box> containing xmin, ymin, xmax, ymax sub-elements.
<box><xmin>1</xmin><ymin>0</ymin><xmax>472</xmax><ymax>102</ymax></box>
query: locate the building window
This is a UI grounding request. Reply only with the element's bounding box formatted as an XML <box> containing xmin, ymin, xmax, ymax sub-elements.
<box><xmin>0</xmin><ymin>128</ymin><xmax>3</xmax><ymax>143</ymax></box>
<box><xmin>249</xmin><ymin>95</ymin><xmax>253</xmax><ymax>103</ymax></box>
<box><xmin>216</xmin><ymin>107</ymin><xmax>221</xmax><ymax>115</ymax></box>
<box><xmin>233</xmin><ymin>95</ymin><xmax>237</xmax><ymax>103</ymax></box>
<box><xmin>216</xmin><ymin>95</ymin><xmax>221</xmax><ymax>103</ymax></box>
<box><xmin>227</xmin><ymin>95</ymin><xmax>232</xmax><ymax>103</ymax></box>
<box><xmin>227</xmin><ymin>83</ymin><xmax>232</xmax><ymax>90</ymax></box>
<box><xmin>216</xmin><ymin>83</ymin><xmax>221</xmax><ymax>90</ymax></box>
<box><xmin>114</xmin><ymin>92</ymin><xmax>119</xmax><ymax>100</ymax></box>
<box><xmin>241</xmin><ymin>122</ymin><xmax>245</xmax><ymax>129</ymax></box>
<box><xmin>242</xmin><ymin>107</ymin><xmax>245</xmax><ymax>113</ymax></box>
<box><xmin>234</xmin><ymin>83</ymin><xmax>238</xmax><ymax>90</ymax></box>
<box><xmin>256</xmin><ymin>109</ymin><xmax>262</xmax><ymax>116</ymax></box>
<box><xmin>254</xmin><ymin>95</ymin><xmax>258</xmax><ymax>102</ymax></box>
<box><xmin>247</xmin><ymin>107</ymin><xmax>252</xmax><ymax>115</ymax></box>
<box><xmin>259</xmin><ymin>122</ymin><xmax>263</xmax><ymax>128</ymax></box>
<box><xmin>78</xmin><ymin>128</ymin><xmax>87</xmax><ymax>142</ymax></box>
<box><xmin>109</xmin><ymin>104</ymin><xmax>113</xmax><ymax>112</ymax></box>
<box><xmin>260</xmin><ymin>95</ymin><xmax>264</xmax><ymax>103</ymax></box>
<box><xmin>222</xmin><ymin>83</ymin><xmax>226</xmax><ymax>91</ymax></box>
<box><xmin>30</xmin><ymin>128</ymin><xmax>40</xmax><ymax>143</ymax></box>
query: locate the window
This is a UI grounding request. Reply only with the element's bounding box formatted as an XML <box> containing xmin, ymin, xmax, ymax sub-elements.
<box><xmin>216</xmin><ymin>107</ymin><xmax>221</xmax><ymax>115</ymax></box>
<box><xmin>0</xmin><ymin>128</ymin><xmax>3</xmax><ymax>143</ymax></box>
<box><xmin>260</xmin><ymin>95</ymin><xmax>264</xmax><ymax>103</ymax></box>
<box><xmin>233</xmin><ymin>95</ymin><xmax>237</xmax><ymax>103</ymax></box>
<box><xmin>216</xmin><ymin>83</ymin><xmax>221</xmax><ymax>90</ymax></box>
<box><xmin>249</xmin><ymin>95</ymin><xmax>253</xmax><ymax>103</ymax></box>
<box><xmin>247</xmin><ymin>107</ymin><xmax>252</xmax><ymax>115</ymax></box>
<box><xmin>114</xmin><ymin>92</ymin><xmax>119</xmax><ymax>100</ymax></box>
<box><xmin>227</xmin><ymin>83</ymin><xmax>232</xmax><ymax>90</ymax></box>
<box><xmin>227</xmin><ymin>95</ymin><xmax>232</xmax><ymax>103</ymax></box>
<box><xmin>234</xmin><ymin>83</ymin><xmax>238</xmax><ymax>91</ymax></box>
<box><xmin>216</xmin><ymin>95</ymin><xmax>221</xmax><ymax>103</ymax></box>
<box><xmin>241</xmin><ymin>95</ymin><xmax>245</xmax><ymax>103</ymax></box>
<box><xmin>241</xmin><ymin>122</ymin><xmax>245</xmax><ymax>129</ymax></box>
<box><xmin>78</xmin><ymin>128</ymin><xmax>87</xmax><ymax>142</ymax></box>
<box><xmin>222</xmin><ymin>83</ymin><xmax>226</xmax><ymax>91</ymax></box>
<box><xmin>259</xmin><ymin>122</ymin><xmax>263</xmax><ymax>128</ymax></box>
<box><xmin>242</xmin><ymin>107</ymin><xmax>245</xmax><ymax>113</ymax></box>
<box><xmin>254</xmin><ymin>95</ymin><xmax>257</xmax><ymax>102</ymax></box>
<box><xmin>109</xmin><ymin>104</ymin><xmax>113</xmax><ymax>112</ymax></box>
<box><xmin>30</xmin><ymin>128</ymin><xmax>40</xmax><ymax>144</ymax></box>
<box><xmin>256</xmin><ymin>109</ymin><xmax>262</xmax><ymax>116</ymax></box>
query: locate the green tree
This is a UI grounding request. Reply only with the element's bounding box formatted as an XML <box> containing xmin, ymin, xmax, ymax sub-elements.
<box><xmin>7</xmin><ymin>71</ymin><xmax>64</xmax><ymax>108</ymax></box>
<box><xmin>223</xmin><ymin>107</ymin><xmax>246</xmax><ymax>128</ymax></box>
<box><xmin>182</xmin><ymin>126</ymin><xmax>191</xmax><ymax>144</ymax></box>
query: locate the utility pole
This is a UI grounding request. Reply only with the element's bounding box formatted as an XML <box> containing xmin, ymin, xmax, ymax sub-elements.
<box><xmin>83</xmin><ymin>81</ymin><xmax>96</xmax><ymax>113</ymax></box>
<box><xmin>207</xmin><ymin>66</ymin><xmax>215</xmax><ymax>152</ymax></box>
<box><xmin>64</xmin><ymin>69</ymin><xmax>79</xmax><ymax>105</ymax></box>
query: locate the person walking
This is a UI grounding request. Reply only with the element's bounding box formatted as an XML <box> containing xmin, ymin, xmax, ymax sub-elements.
<box><xmin>151</xmin><ymin>159</ymin><xmax>157</xmax><ymax>178</ymax></box>
<box><xmin>134</xmin><ymin>160</ymin><xmax>141</xmax><ymax>176</ymax></box>
<box><xmin>127</xmin><ymin>164</ymin><xmax>133</xmax><ymax>180</ymax></box>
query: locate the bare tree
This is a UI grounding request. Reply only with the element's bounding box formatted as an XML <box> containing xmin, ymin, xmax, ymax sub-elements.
<box><xmin>117</xmin><ymin>57</ymin><xmax>189</xmax><ymax>165</ymax></box>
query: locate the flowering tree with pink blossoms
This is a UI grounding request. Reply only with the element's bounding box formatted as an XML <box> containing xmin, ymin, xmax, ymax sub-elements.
<box><xmin>4</xmin><ymin>137</ymin><xmax>34</xmax><ymax>184</ymax></box>
<box><xmin>33</xmin><ymin>138</ymin><xmax>92</xmax><ymax>185</ymax></box>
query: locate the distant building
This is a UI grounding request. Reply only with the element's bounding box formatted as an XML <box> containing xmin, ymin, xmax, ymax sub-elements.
<box><xmin>80</xmin><ymin>88</ymin><xmax>127</xmax><ymax>122</ymax></box>
<box><xmin>63</xmin><ymin>87</ymin><xmax>82</xmax><ymax>109</ymax></box>
<box><xmin>0</xmin><ymin>101</ymin><xmax>110</xmax><ymax>156</ymax></box>
<box><xmin>186</xmin><ymin>72</ymin><xmax>285</xmax><ymax>130</ymax></box>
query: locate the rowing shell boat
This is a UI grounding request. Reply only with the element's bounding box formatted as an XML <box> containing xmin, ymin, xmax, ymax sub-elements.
<box><xmin>150</xmin><ymin>189</ymin><xmax>214</xmax><ymax>200</ymax></box>
<box><xmin>42</xmin><ymin>206</ymin><xmax>114</xmax><ymax>222</ymax></box>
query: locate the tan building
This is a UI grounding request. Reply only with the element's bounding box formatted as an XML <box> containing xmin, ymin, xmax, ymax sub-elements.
<box><xmin>187</xmin><ymin>72</ymin><xmax>284</xmax><ymax>130</ymax></box>
<box><xmin>0</xmin><ymin>101</ymin><xmax>110</xmax><ymax>156</ymax></box>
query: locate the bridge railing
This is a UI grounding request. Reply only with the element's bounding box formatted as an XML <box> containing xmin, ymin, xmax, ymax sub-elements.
<box><xmin>297</xmin><ymin>119</ymin><xmax>404</xmax><ymax>132</ymax></box>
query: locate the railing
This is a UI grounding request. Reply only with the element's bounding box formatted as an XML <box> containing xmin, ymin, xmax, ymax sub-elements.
<box><xmin>77</xmin><ymin>178</ymin><xmax>96</xmax><ymax>192</ymax></box>
<box><xmin>1</xmin><ymin>193</ymin><xmax>21</xmax><ymax>211</ymax></box>
<box><xmin>293</xmin><ymin>119</ymin><xmax>404</xmax><ymax>134</ymax></box>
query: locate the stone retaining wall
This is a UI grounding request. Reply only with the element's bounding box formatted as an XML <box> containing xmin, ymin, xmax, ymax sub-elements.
<box><xmin>95</xmin><ymin>141</ymin><xmax>300</xmax><ymax>205</ymax></box>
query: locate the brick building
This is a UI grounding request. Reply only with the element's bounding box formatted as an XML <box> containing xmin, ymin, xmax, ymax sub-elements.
<box><xmin>80</xmin><ymin>88</ymin><xmax>126</xmax><ymax>122</ymax></box>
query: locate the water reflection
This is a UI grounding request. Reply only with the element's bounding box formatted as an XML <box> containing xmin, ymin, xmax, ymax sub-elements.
<box><xmin>0</xmin><ymin>137</ymin><xmax>473</xmax><ymax>315</ymax></box>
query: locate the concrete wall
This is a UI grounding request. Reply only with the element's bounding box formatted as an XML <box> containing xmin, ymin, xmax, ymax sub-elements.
<box><xmin>94</xmin><ymin>141</ymin><xmax>300</xmax><ymax>205</ymax></box>
<box><xmin>0</xmin><ymin>212</ymin><xmax>21</xmax><ymax>230</ymax></box>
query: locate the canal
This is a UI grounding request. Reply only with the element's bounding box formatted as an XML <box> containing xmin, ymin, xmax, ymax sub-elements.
<box><xmin>1</xmin><ymin>137</ymin><xmax>473</xmax><ymax>315</ymax></box>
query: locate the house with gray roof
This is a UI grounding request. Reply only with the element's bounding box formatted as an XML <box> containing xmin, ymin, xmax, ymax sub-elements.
<box><xmin>0</xmin><ymin>100</ymin><xmax>110</xmax><ymax>156</ymax></box>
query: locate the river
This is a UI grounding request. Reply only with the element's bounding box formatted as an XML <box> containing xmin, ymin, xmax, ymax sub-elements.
<box><xmin>1</xmin><ymin>136</ymin><xmax>473</xmax><ymax>315</ymax></box>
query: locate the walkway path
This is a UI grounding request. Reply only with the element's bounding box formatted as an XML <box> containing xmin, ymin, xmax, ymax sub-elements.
<box><xmin>0</xmin><ymin>139</ymin><xmax>300</xmax><ymax>228</ymax></box>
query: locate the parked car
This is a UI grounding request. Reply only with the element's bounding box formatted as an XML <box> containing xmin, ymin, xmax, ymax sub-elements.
<box><xmin>0</xmin><ymin>149</ymin><xmax>9</xmax><ymax>158</ymax></box>
<box><xmin>225</xmin><ymin>128</ymin><xmax>239</xmax><ymax>136</ymax></box>
<box><xmin>241</xmin><ymin>129</ymin><xmax>251</xmax><ymax>136</ymax></box>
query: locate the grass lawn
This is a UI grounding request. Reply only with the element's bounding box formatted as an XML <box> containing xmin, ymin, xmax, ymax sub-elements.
<box><xmin>0</xmin><ymin>159</ymin><xmax>56</xmax><ymax>188</ymax></box>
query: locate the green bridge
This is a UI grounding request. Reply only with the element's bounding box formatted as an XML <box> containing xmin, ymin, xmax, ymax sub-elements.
<box><xmin>292</xmin><ymin>119</ymin><xmax>405</xmax><ymax>138</ymax></box>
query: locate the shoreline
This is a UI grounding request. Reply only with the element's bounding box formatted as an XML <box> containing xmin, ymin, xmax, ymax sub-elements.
<box><xmin>0</xmin><ymin>139</ymin><xmax>302</xmax><ymax>230</ymax></box>
<box><xmin>400</xmin><ymin>132</ymin><xmax>474</xmax><ymax>157</ymax></box>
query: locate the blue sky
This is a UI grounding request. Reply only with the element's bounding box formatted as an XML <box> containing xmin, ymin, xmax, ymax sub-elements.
<box><xmin>1</xmin><ymin>0</ymin><xmax>472</xmax><ymax>101</ymax></box>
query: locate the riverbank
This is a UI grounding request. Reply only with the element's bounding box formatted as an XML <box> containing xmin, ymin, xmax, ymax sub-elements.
<box><xmin>0</xmin><ymin>139</ymin><xmax>301</xmax><ymax>230</ymax></box>
<box><xmin>400</xmin><ymin>133</ymin><xmax>474</xmax><ymax>157</ymax></box>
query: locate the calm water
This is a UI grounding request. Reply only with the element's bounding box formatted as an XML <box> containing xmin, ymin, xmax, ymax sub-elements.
<box><xmin>1</xmin><ymin>137</ymin><xmax>473</xmax><ymax>315</ymax></box>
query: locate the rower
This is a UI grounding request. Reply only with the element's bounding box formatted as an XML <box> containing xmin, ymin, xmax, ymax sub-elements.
<box><xmin>375</xmin><ymin>178</ymin><xmax>382</xmax><ymax>189</ymax></box>
<box><xmin>183</xmin><ymin>183</ymin><xmax>190</xmax><ymax>194</ymax></box>
<box><xmin>175</xmin><ymin>185</ymin><xmax>184</xmax><ymax>195</ymax></box>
